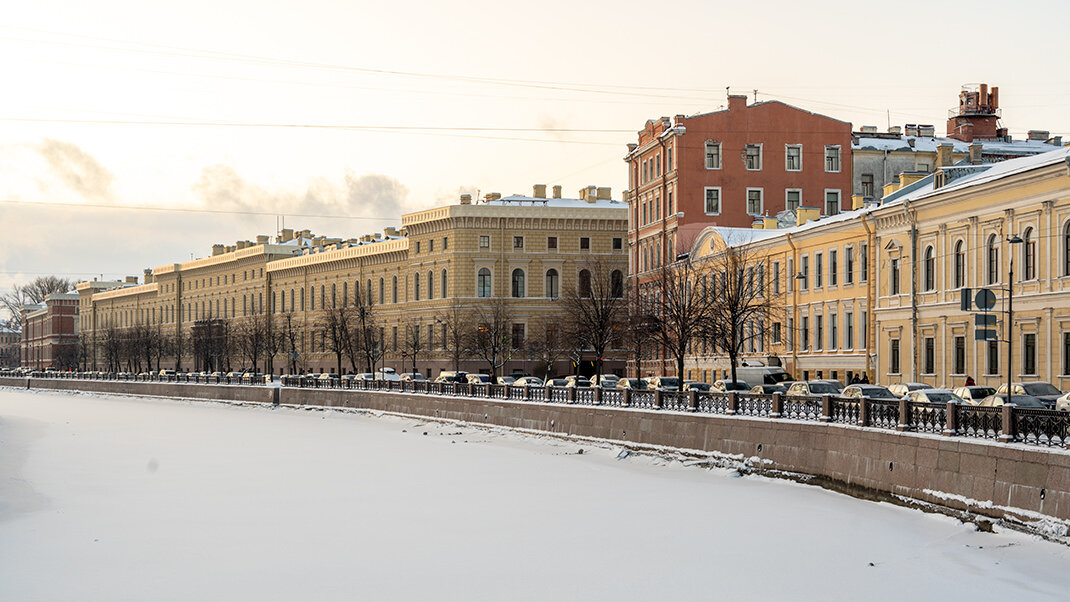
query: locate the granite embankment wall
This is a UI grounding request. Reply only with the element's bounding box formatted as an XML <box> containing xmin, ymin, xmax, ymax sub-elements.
<box><xmin>4</xmin><ymin>377</ymin><xmax>1069</xmax><ymax>527</ymax></box>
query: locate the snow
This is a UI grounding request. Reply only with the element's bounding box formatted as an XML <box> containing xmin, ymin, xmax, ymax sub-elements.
<box><xmin>2</xmin><ymin>387</ymin><xmax>1070</xmax><ymax>601</ymax></box>
<box><xmin>487</xmin><ymin>195</ymin><xmax>627</xmax><ymax>209</ymax></box>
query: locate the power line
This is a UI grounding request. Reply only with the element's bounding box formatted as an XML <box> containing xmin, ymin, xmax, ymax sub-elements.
<box><xmin>0</xmin><ymin>199</ymin><xmax>401</xmax><ymax>221</ymax></box>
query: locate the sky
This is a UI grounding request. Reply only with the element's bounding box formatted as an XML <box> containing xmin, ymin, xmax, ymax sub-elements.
<box><xmin>1</xmin><ymin>0</ymin><xmax>1068</xmax><ymax>308</ymax></box>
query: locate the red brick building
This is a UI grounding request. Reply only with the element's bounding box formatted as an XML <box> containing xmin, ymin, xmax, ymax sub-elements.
<box><xmin>21</xmin><ymin>293</ymin><xmax>80</xmax><ymax>370</ymax></box>
<box><xmin>624</xmin><ymin>96</ymin><xmax>853</xmax><ymax>280</ymax></box>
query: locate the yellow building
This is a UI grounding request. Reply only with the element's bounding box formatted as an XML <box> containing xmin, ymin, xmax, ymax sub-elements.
<box><xmin>79</xmin><ymin>186</ymin><xmax>629</xmax><ymax>377</ymax></box>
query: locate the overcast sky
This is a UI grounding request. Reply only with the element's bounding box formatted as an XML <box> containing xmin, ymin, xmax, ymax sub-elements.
<box><xmin>2</xmin><ymin>0</ymin><xmax>1067</xmax><ymax>305</ymax></box>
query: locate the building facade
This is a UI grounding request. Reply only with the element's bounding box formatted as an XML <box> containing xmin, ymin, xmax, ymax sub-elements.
<box><xmin>0</xmin><ymin>324</ymin><xmax>20</xmax><ymax>368</ymax></box>
<box><xmin>20</xmin><ymin>293</ymin><xmax>79</xmax><ymax>370</ymax></box>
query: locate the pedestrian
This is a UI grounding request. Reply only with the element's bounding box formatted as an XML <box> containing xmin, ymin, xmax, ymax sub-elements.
<box><xmin>860</xmin><ymin>373</ymin><xmax>870</xmax><ymax>384</ymax></box>
<box><xmin>849</xmin><ymin>373</ymin><xmax>860</xmax><ymax>385</ymax></box>
<box><xmin>965</xmin><ymin>375</ymin><xmax>976</xmax><ymax>386</ymax></box>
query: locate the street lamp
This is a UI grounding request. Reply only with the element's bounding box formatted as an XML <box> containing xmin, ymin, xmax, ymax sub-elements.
<box><xmin>1006</xmin><ymin>234</ymin><xmax>1024</xmax><ymax>404</ymax></box>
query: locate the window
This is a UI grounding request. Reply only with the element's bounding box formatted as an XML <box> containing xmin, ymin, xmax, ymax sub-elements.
<box><xmin>745</xmin><ymin>144</ymin><xmax>762</xmax><ymax>170</ymax></box>
<box><xmin>787</xmin><ymin>318</ymin><xmax>794</xmax><ymax>349</ymax></box>
<box><xmin>1064</xmin><ymin>333</ymin><xmax>1070</xmax><ymax>375</ymax></box>
<box><xmin>667</xmin><ymin>146</ymin><xmax>673</xmax><ymax>171</ymax></box>
<box><xmin>704</xmin><ymin>141</ymin><xmax>721</xmax><ymax>169</ymax></box>
<box><xmin>511</xmin><ymin>269</ymin><xmax>525</xmax><ymax>298</ymax></box>
<box><xmin>954</xmin><ymin>336</ymin><xmax>966</xmax><ymax>374</ymax></box>
<box><xmin>830</xmin><ymin>249</ymin><xmax>838</xmax><ymax>286</ymax></box>
<box><xmin>801</xmin><ymin>317</ymin><xmax>810</xmax><ymax>350</ymax></box>
<box><xmin>547</xmin><ymin>236</ymin><xmax>558</xmax><ymax>250</ymax></box>
<box><xmin>443</xmin><ymin>237</ymin><xmax>448</xmax><ymax>250</ymax></box>
<box><xmin>924</xmin><ymin>246</ymin><xmax>935</xmax><ymax>291</ymax></box>
<box><xmin>772</xmin><ymin>322</ymin><xmax>781</xmax><ymax>344</ymax></box>
<box><xmin>815</xmin><ymin>252</ymin><xmax>823</xmax><ymax>287</ymax></box>
<box><xmin>845</xmin><ymin>312</ymin><xmax>854</xmax><ymax>348</ymax></box>
<box><xmin>861</xmin><ymin>174</ymin><xmax>874</xmax><ymax>198</ymax></box>
<box><xmin>773</xmin><ymin>261</ymin><xmax>781</xmax><ymax>295</ymax></box>
<box><xmin>428</xmin><ymin>324</ymin><xmax>435</xmax><ymax>350</ymax></box>
<box><xmin>861</xmin><ymin>311</ymin><xmax>867</xmax><ymax>347</ymax></box>
<box><xmin>987</xmin><ymin>234</ymin><xmax>999</xmax><ymax>284</ymax></box>
<box><xmin>378</xmin><ymin>278</ymin><xmax>384</xmax><ymax>305</ymax></box>
<box><xmin>787</xmin><ymin>258</ymin><xmax>794</xmax><ymax>292</ymax></box>
<box><xmin>667</xmin><ymin>192</ymin><xmax>673</xmax><ymax>215</ymax></box>
<box><xmin>890</xmin><ymin>339</ymin><xmax>901</xmax><ymax>374</ymax></box>
<box><xmin>441</xmin><ymin>269</ymin><xmax>448</xmax><ymax>297</ymax></box>
<box><xmin>954</xmin><ymin>241</ymin><xmax>965</xmax><ymax>288</ymax></box>
<box><xmin>612</xmin><ymin>237</ymin><xmax>622</xmax><ymax>251</ymax></box>
<box><xmin>392</xmin><ymin>276</ymin><xmax>398</xmax><ymax>303</ymax></box>
<box><xmin>479</xmin><ymin>235</ymin><xmax>490</xmax><ymax>250</ymax></box>
<box><xmin>746</xmin><ymin>189</ymin><xmax>763</xmax><ymax>215</ymax></box>
<box><xmin>513</xmin><ymin>236</ymin><xmax>525</xmax><ymax>250</ymax></box>
<box><xmin>578</xmin><ymin>269</ymin><xmax>592</xmax><ymax>297</ymax></box>
<box><xmin>704</xmin><ymin>188</ymin><xmax>721</xmax><ymax>215</ymax></box>
<box><xmin>891</xmin><ymin>258</ymin><xmax>900</xmax><ymax>294</ymax></box>
<box><xmin>1065</xmin><ymin>222</ymin><xmax>1070</xmax><ymax>276</ymax></box>
<box><xmin>655</xmin><ymin>153</ymin><xmax>661</xmax><ymax>177</ymax></box>
<box><xmin>414</xmin><ymin>274</ymin><xmax>420</xmax><ymax>301</ymax></box>
<box><xmin>846</xmin><ymin>247</ymin><xmax>857</xmax><ymax>284</ymax></box>
<box><xmin>427</xmin><ymin>271</ymin><xmax>434</xmax><ymax>299</ymax></box>
<box><xmin>545</xmin><ymin>269</ymin><xmax>559</xmax><ymax>299</ymax></box>
<box><xmin>611</xmin><ymin>270</ymin><xmax>624</xmax><ymax>298</ymax></box>
<box><xmin>511</xmin><ymin>323</ymin><xmax>525</xmax><ymax>350</ymax></box>
<box><xmin>924</xmin><ymin>337</ymin><xmax>935</xmax><ymax>374</ymax></box>
<box><xmin>824</xmin><ymin>146</ymin><xmax>841</xmax><ymax>172</ymax></box>
<box><xmin>801</xmin><ymin>256</ymin><xmax>809</xmax><ymax>290</ymax></box>
<box><xmin>785</xmin><ymin>189</ymin><xmax>801</xmax><ymax>212</ymax></box>
<box><xmin>860</xmin><ymin>243</ymin><xmax>868</xmax><ymax>281</ymax></box>
<box><xmin>415</xmin><ymin>241</ymin><xmax>421</xmax><ymax>254</ymax></box>
<box><xmin>987</xmin><ymin>339</ymin><xmax>999</xmax><ymax>375</ymax></box>
<box><xmin>478</xmin><ymin>268</ymin><xmax>492</xmax><ymax>298</ymax></box>
<box><xmin>580</xmin><ymin>237</ymin><xmax>590</xmax><ymax>251</ymax></box>
<box><xmin>429</xmin><ymin>239</ymin><xmax>434</xmax><ymax>253</ymax></box>
<box><xmin>1023</xmin><ymin>228</ymin><xmax>1036</xmax><ymax>280</ymax></box>
<box><xmin>1023</xmin><ymin>333</ymin><xmax>1037</xmax><ymax>375</ymax></box>
<box><xmin>392</xmin><ymin>326</ymin><xmax>398</xmax><ymax>351</ymax></box>
<box><xmin>830</xmin><ymin>313</ymin><xmax>838</xmax><ymax>349</ymax></box>
<box><xmin>785</xmin><ymin>145</ymin><xmax>802</xmax><ymax>171</ymax></box>
<box><xmin>824</xmin><ymin>190</ymin><xmax>841</xmax><ymax>216</ymax></box>
<box><xmin>815</xmin><ymin>315</ymin><xmax>823</xmax><ymax>350</ymax></box>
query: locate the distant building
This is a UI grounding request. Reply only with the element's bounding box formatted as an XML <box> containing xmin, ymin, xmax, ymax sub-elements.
<box><xmin>0</xmin><ymin>323</ymin><xmax>20</xmax><ymax>368</ymax></box>
<box><xmin>624</xmin><ymin>95</ymin><xmax>854</xmax><ymax>286</ymax></box>
<box><xmin>20</xmin><ymin>293</ymin><xmax>79</xmax><ymax>370</ymax></box>
<box><xmin>852</xmin><ymin>84</ymin><xmax>1063</xmax><ymax>204</ymax></box>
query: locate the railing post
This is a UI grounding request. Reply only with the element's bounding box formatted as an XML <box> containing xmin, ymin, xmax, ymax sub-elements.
<box><xmin>897</xmin><ymin>398</ymin><xmax>912</xmax><ymax>431</ymax></box>
<box><xmin>820</xmin><ymin>395</ymin><xmax>832</xmax><ymax>422</ymax></box>
<box><xmin>770</xmin><ymin>393</ymin><xmax>783</xmax><ymax>418</ymax></box>
<box><xmin>504</xmin><ymin>384</ymin><xmax>511</xmax><ymax>399</ymax></box>
<box><xmin>544</xmin><ymin>384</ymin><xmax>552</xmax><ymax>401</ymax></box>
<box><xmin>943</xmin><ymin>401</ymin><xmax>959</xmax><ymax>436</ymax></box>
<box><xmin>687</xmin><ymin>390</ymin><xmax>698</xmax><ymax>412</ymax></box>
<box><xmin>858</xmin><ymin>398</ymin><xmax>869</xmax><ymax>427</ymax></box>
<box><xmin>593</xmin><ymin>387</ymin><xmax>602</xmax><ymax>405</ymax></box>
<box><xmin>653</xmin><ymin>389</ymin><xmax>663</xmax><ymax>409</ymax></box>
<box><xmin>622</xmin><ymin>388</ymin><xmax>631</xmax><ymax>407</ymax></box>
<box><xmin>999</xmin><ymin>403</ymin><xmax>1016</xmax><ymax>443</ymax></box>
<box><xmin>727</xmin><ymin>392</ymin><xmax>738</xmax><ymax>415</ymax></box>
<box><xmin>567</xmin><ymin>386</ymin><xmax>577</xmax><ymax>404</ymax></box>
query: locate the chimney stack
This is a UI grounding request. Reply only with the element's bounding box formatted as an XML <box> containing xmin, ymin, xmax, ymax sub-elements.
<box><xmin>905</xmin><ymin>124</ymin><xmax>918</xmax><ymax>137</ymax></box>
<box><xmin>937</xmin><ymin>143</ymin><xmax>954</xmax><ymax>167</ymax></box>
<box><xmin>969</xmin><ymin>143</ymin><xmax>983</xmax><ymax>164</ymax></box>
<box><xmin>125</xmin><ymin>276</ymin><xmax>138</xmax><ymax>285</ymax></box>
<box><xmin>533</xmin><ymin>184</ymin><xmax>547</xmax><ymax>198</ymax></box>
<box><xmin>552</xmin><ymin>185</ymin><xmax>562</xmax><ymax>199</ymax></box>
<box><xmin>212</xmin><ymin>244</ymin><xmax>225</xmax><ymax>256</ymax></box>
<box><xmin>596</xmin><ymin>186</ymin><xmax>611</xmax><ymax>200</ymax></box>
<box><xmin>460</xmin><ymin>194</ymin><xmax>472</xmax><ymax>204</ymax></box>
<box><xmin>727</xmin><ymin>94</ymin><xmax>747</xmax><ymax>112</ymax></box>
<box><xmin>280</xmin><ymin>228</ymin><xmax>294</xmax><ymax>243</ymax></box>
<box><xmin>796</xmin><ymin>207</ymin><xmax>820</xmax><ymax>227</ymax></box>
<box><xmin>256</xmin><ymin>235</ymin><xmax>269</xmax><ymax>245</ymax></box>
<box><xmin>143</xmin><ymin>268</ymin><xmax>153</xmax><ymax>284</ymax></box>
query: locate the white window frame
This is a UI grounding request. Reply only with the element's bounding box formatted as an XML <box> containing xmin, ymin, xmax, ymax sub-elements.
<box><xmin>703</xmin><ymin>187</ymin><xmax>721</xmax><ymax>215</ymax></box>
<box><xmin>785</xmin><ymin>144</ymin><xmax>802</xmax><ymax>172</ymax></box>
<box><xmin>745</xmin><ymin>144</ymin><xmax>763</xmax><ymax>171</ymax></box>
<box><xmin>785</xmin><ymin>188</ymin><xmax>802</xmax><ymax>212</ymax></box>
<box><xmin>746</xmin><ymin>187</ymin><xmax>763</xmax><ymax>216</ymax></box>
<box><xmin>824</xmin><ymin>145</ymin><xmax>842</xmax><ymax>173</ymax></box>
<box><xmin>478</xmin><ymin>235</ymin><xmax>490</xmax><ymax>250</ymax></box>
<box><xmin>704</xmin><ymin>141</ymin><xmax>722</xmax><ymax>170</ymax></box>
<box><xmin>824</xmin><ymin>189</ymin><xmax>841</xmax><ymax>215</ymax></box>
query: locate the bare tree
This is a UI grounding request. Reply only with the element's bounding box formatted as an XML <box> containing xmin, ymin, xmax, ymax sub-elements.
<box><xmin>527</xmin><ymin>322</ymin><xmax>568</xmax><ymax>381</ymax></box>
<box><xmin>279</xmin><ymin>313</ymin><xmax>302</xmax><ymax>374</ymax></box>
<box><xmin>437</xmin><ymin>304</ymin><xmax>473</xmax><ymax>373</ymax></box>
<box><xmin>471</xmin><ymin>298</ymin><xmax>513</xmax><ymax>380</ymax></box>
<box><xmin>350</xmin><ymin>284</ymin><xmax>379</xmax><ymax>373</ymax></box>
<box><xmin>401</xmin><ymin>321</ymin><xmax>425</xmax><ymax>376</ymax></box>
<box><xmin>318</xmin><ymin>305</ymin><xmax>351</xmax><ymax>375</ymax></box>
<box><xmin>644</xmin><ymin>254</ymin><xmax>719</xmax><ymax>380</ymax></box>
<box><xmin>703</xmin><ymin>243</ymin><xmax>780</xmax><ymax>386</ymax></box>
<box><xmin>0</xmin><ymin>276</ymin><xmax>74</xmax><ymax>321</ymax></box>
<box><xmin>236</xmin><ymin>313</ymin><xmax>273</xmax><ymax>373</ymax></box>
<box><xmin>560</xmin><ymin>260</ymin><xmax>625</xmax><ymax>380</ymax></box>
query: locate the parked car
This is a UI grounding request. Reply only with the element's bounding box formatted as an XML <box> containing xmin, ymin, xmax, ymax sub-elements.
<box><xmin>841</xmin><ymin>384</ymin><xmax>898</xmax><ymax>400</ymax></box>
<box><xmin>712</xmin><ymin>379</ymin><xmax>751</xmax><ymax>393</ymax></box>
<box><xmin>615</xmin><ymin>378</ymin><xmax>648</xmax><ymax>390</ymax></box>
<box><xmin>549</xmin><ymin>378</ymin><xmax>570</xmax><ymax>388</ymax></box>
<box><xmin>684</xmin><ymin>381</ymin><xmax>712</xmax><ymax>392</ymax></box>
<box><xmin>785</xmin><ymin>381</ymin><xmax>843</xmax><ymax>396</ymax></box>
<box><xmin>564</xmin><ymin>375</ymin><xmax>591</xmax><ymax>388</ymax></box>
<box><xmin>593</xmin><ymin>374</ymin><xmax>620</xmax><ymax>387</ymax></box>
<box><xmin>951</xmin><ymin>386</ymin><xmax>997</xmax><ymax>405</ymax></box>
<box><xmin>399</xmin><ymin>372</ymin><xmax>426</xmax><ymax>382</ymax></box>
<box><xmin>318</xmin><ymin>373</ymin><xmax>341</xmax><ymax>382</ymax></box>
<box><xmin>995</xmin><ymin>382</ymin><xmax>1062</xmax><ymax>409</ymax></box>
<box><xmin>978</xmin><ymin>393</ymin><xmax>1047</xmax><ymax>409</ymax></box>
<box><xmin>906</xmin><ymin>389</ymin><xmax>964</xmax><ymax>404</ymax></box>
<box><xmin>646</xmin><ymin>376</ymin><xmax>681</xmax><ymax>391</ymax></box>
<box><xmin>376</xmin><ymin>371</ymin><xmax>402</xmax><ymax>381</ymax></box>
<box><xmin>465</xmin><ymin>373</ymin><xmax>491</xmax><ymax>385</ymax></box>
<box><xmin>887</xmin><ymin>382</ymin><xmax>933</xmax><ymax>398</ymax></box>
<box><xmin>512</xmin><ymin>376</ymin><xmax>544</xmax><ymax>387</ymax></box>
<box><xmin>1056</xmin><ymin>392</ymin><xmax>1070</xmax><ymax>412</ymax></box>
<box><xmin>731</xmin><ymin>365</ymin><xmax>793</xmax><ymax>388</ymax></box>
<box><xmin>432</xmin><ymin>371</ymin><xmax>467</xmax><ymax>383</ymax></box>
<box><xmin>495</xmin><ymin>375</ymin><xmax>516</xmax><ymax>385</ymax></box>
<box><xmin>158</xmin><ymin>369</ymin><xmax>176</xmax><ymax>378</ymax></box>
<box><xmin>749</xmin><ymin>384</ymin><xmax>787</xmax><ymax>394</ymax></box>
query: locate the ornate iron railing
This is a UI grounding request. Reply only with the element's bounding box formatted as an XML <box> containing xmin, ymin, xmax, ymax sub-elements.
<box><xmin>737</xmin><ymin>393</ymin><xmax>773</xmax><ymax>417</ymax></box>
<box><xmin>630</xmin><ymin>390</ymin><xmax>657</xmax><ymax>409</ymax></box>
<box><xmin>1014</xmin><ymin>408</ymin><xmax>1070</xmax><ymax>447</ymax></box>
<box><xmin>548</xmin><ymin>387</ymin><xmax>569</xmax><ymax>403</ymax></box>
<box><xmin>662</xmin><ymin>391</ymin><xmax>690</xmax><ymax>411</ymax></box>
<box><xmin>782</xmin><ymin>396</ymin><xmax>821</xmax><ymax>421</ymax></box>
<box><xmin>601</xmin><ymin>389</ymin><xmax>625</xmax><ymax>406</ymax></box>
<box><xmin>697</xmin><ymin>393</ymin><xmax>730</xmax><ymax>414</ymax></box>
<box><xmin>957</xmin><ymin>405</ymin><xmax>1001</xmax><ymax>439</ymax></box>
<box><xmin>575</xmin><ymin>388</ymin><xmax>595</xmax><ymax>405</ymax></box>
<box><xmin>868</xmin><ymin>400</ymin><xmax>899</xmax><ymax>430</ymax></box>
<box><xmin>829</xmin><ymin>398</ymin><xmax>860</xmax><ymax>424</ymax></box>
<box><xmin>909</xmin><ymin>402</ymin><xmax>947</xmax><ymax>434</ymax></box>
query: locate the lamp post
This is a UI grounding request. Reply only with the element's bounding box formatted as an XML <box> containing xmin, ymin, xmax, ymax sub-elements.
<box><xmin>1006</xmin><ymin>234</ymin><xmax>1023</xmax><ymax>403</ymax></box>
<box><xmin>793</xmin><ymin>272</ymin><xmax>806</xmax><ymax>378</ymax></box>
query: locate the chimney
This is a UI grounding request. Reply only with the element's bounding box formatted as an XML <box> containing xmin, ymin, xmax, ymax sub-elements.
<box><xmin>532</xmin><ymin>184</ymin><xmax>547</xmax><ymax>198</ymax></box>
<box><xmin>125</xmin><ymin>276</ymin><xmax>138</xmax><ymax>285</ymax></box>
<box><xmin>143</xmin><ymin>268</ymin><xmax>153</xmax><ymax>284</ymax></box>
<box><xmin>796</xmin><ymin>207</ymin><xmax>820</xmax><ymax>227</ymax></box>
<box><xmin>583</xmin><ymin>185</ymin><xmax>597</xmax><ymax>203</ymax></box>
<box><xmin>763</xmin><ymin>216</ymin><xmax>778</xmax><ymax>230</ymax></box>
<box><xmin>1028</xmin><ymin>130</ymin><xmax>1050</xmax><ymax>141</ymax></box>
<box><xmin>212</xmin><ymin>244</ymin><xmax>225</xmax><ymax>256</ymax></box>
<box><xmin>751</xmin><ymin>219</ymin><xmax>765</xmax><ymax>229</ymax></box>
<box><xmin>384</xmin><ymin>227</ymin><xmax>398</xmax><ymax>237</ymax></box>
<box><xmin>674</xmin><ymin>114</ymin><xmax>686</xmax><ymax>126</ymax></box>
<box><xmin>280</xmin><ymin>228</ymin><xmax>294</xmax><ymax>243</ymax></box>
<box><xmin>905</xmin><ymin>124</ymin><xmax>918</xmax><ymax>137</ymax></box>
<box><xmin>888</xmin><ymin>126</ymin><xmax>902</xmax><ymax>135</ymax></box>
<box><xmin>300</xmin><ymin>229</ymin><xmax>312</xmax><ymax>239</ymax></box>
<box><xmin>852</xmin><ymin>195</ymin><xmax>865</xmax><ymax>210</ymax></box>
<box><xmin>979</xmin><ymin>83</ymin><xmax>988</xmax><ymax>107</ymax></box>
<box><xmin>552</xmin><ymin>185</ymin><xmax>562</xmax><ymax>199</ymax></box>
<box><xmin>256</xmin><ymin>235</ymin><xmax>269</xmax><ymax>245</ymax></box>
<box><xmin>596</xmin><ymin>186</ymin><xmax>611</xmax><ymax>200</ymax></box>
<box><xmin>860</xmin><ymin>125</ymin><xmax>878</xmax><ymax>134</ymax></box>
<box><xmin>919</xmin><ymin>124</ymin><xmax>935</xmax><ymax>137</ymax></box>
<box><xmin>990</xmin><ymin>86</ymin><xmax>999</xmax><ymax>108</ymax></box>
<box><xmin>937</xmin><ymin>143</ymin><xmax>954</xmax><ymax>167</ymax></box>
<box><xmin>484</xmin><ymin>192</ymin><xmax>501</xmax><ymax>202</ymax></box>
<box><xmin>727</xmin><ymin>94</ymin><xmax>747</xmax><ymax>112</ymax></box>
<box><xmin>460</xmin><ymin>194</ymin><xmax>472</xmax><ymax>204</ymax></box>
<box><xmin>969</xmin><ymin>143</ymin><xmax>983</xmax><ymax>164</ymax></box>
<box><xmin>235</xmin><ymin>241</ymin><xmax>247</xmax><ymax>250</ymax></box>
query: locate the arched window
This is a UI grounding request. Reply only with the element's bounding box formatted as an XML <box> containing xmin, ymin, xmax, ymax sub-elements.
<box><xmin>331</xmin><ymin>283</ymin><xmax>337</xmax><ymax>308</ymax></box>
<box><xmin>923</xmin><ymin>246</ymin><xmax>935</xmax><ymax>291</ymax></box>
<box><xmin>1064</xmin><ymin>222</ymin><xmax>1070</xmax><ymax>276</ymax></box>
<box><xmin>511</xmin><ymin>268</ymin><xmax>525</xmax><ymax>298</ymax></box>
<box><xmin>545</xmin><ymin>269</ymin><xmax>559</xmax><ymax>299</ymax></box>
<box><xmin>392</xmin><ymin>276</ymin><xmax>398</xmax><ymax>303</ymax></box>
<box><xmin>441</xmin><ymin>269</ymin><xmax>448</xmax><ymax>298</ymax></box>
<box><xmin>478</xmin><ymin>268</ymin><xmax>492</xmax><ymax>298</ymax></box>
<box><xmin>954</xmin><ymin>240</ymin><xmax>965</xmax><ymax>288</ymax></box>
<box><xmin>578</xmin><ymin>269</ymin><xmax>592</xmax><ymax>297</ymax></box>
<box><xmin>427</xmin><ymin>271</ymin><xmax>434</xmax><ymax>300</ymax></box>
<box><xmin>342</xmin><ymin>282</ymin><xmax>348</xmax><ymax>307</ymax></box>
<box><xmin>414</xmin><ymin>273</ymin><xmax>420</xmax><ymax>301</ymax></box>
<box><xmin>1023</xmin><ymin>227</ymin><xmax>1036</xmax><ymax>281</ymax></box>
<box><xmin>611</xmin><ymin>270</ymin><xmax>624</xmax><ymax>298</ymax></box>
<box><xmin>290</xmin><ymin>289</ymin><xmax>295</xmax><ymax>312</ymax></box>
<box><xmin>378</xmin><ymin>278</ymin><xmax>384</xmax><ymax>305</ymax></box>
<box><xmin>987</xmin><ymin>234</ymin><xmax>999</xmax><ymax>285</ymax></box>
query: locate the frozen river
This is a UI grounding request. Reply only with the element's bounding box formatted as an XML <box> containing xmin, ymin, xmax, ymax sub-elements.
<box><xmin>1</xmin><ymin>388</ymin><xmax>1067</xmax><ymax>601</ymax></box>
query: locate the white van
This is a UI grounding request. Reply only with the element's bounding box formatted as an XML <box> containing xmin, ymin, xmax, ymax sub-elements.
<box><xmin>731</xmin><ymin>366</ymin><xmax>792</xmax><ymax>389</ymax></box>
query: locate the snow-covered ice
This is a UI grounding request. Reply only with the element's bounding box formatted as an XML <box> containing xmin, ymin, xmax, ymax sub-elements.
<box><xmin>2</xmin><ymin>388</ymin><xmax>1068</xmax><ymax>601</ymax></box>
